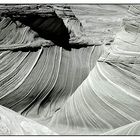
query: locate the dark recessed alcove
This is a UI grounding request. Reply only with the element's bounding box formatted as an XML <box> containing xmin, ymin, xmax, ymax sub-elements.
<box><xmin>2</xmin><ymin>13</ymin><xmax>71</xmax><ymax>50</ymax></box>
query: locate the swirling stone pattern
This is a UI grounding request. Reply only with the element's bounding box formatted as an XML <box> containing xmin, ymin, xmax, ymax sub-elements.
<box><xmin>0</xmin><ymin>105</ymin><xmax>57</xmax><ymax>135</ymax></box>
<box><xmin>0</xmin><ymin>4</ymin><xmax>102</xmax><ymax>133</ymax></box>
<box><xmin>47</xmin><ymin>5</ymin><xmax>140</xmax><ymax>135</ymax></box>
<box><xmin>0</xmin><ymin>4</ymin><xmax>139</xmax><ymax>135</ymax></box>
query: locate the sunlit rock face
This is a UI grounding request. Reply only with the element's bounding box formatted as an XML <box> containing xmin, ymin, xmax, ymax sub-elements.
<box><xmin>0</xmin><ymin>105</ymin><xmax>57</xmax><ymax>135</ymax></box>
<box><xmin>47</xmin><ymin>5</ymin><xmax>140</xmax><ymax>135</ymax></box>
<box><xmin>0</xmin><ymin>4</ymin><xmax>139</xmax><ymax>135</ymax></box>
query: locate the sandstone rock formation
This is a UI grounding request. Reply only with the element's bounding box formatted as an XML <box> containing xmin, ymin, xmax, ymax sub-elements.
<box><xmin>103</xmin><ymin>121</ymin><xmax>140</xmax><ymax>135</ymax></box>
<box><xmin>0</xmin><ymin>105</ymin><xmax>57</xmax><ymax>135</ymax></box>
<box><xmin>0</xmin><ymin>5</ymin><xmax>102</xmax><ymax>134</ymax></box>
<box><xmin>0</xmin><ymin>4</ymin><xmax>139</xmax><ymax>135</ymax></box>
<box><xmin>47</xmin><ymin>5</ymin><xmax>140</xmax><ymax>135</ymax></box>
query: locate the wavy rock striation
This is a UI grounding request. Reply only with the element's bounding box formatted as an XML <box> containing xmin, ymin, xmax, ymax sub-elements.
<box><xmin>0</xmin><ymin>4</ymin><xmax>138</xmax><ymax>135</ymax></box>
<box><xmin>0</xmin><ymin>4</ymin><xmax>102</xmax><ymax>127</ymax></box>
<box><xmin>47</xmin><ymin>5</ymin><xmax>140</xmax><ymax>135</ymax></box>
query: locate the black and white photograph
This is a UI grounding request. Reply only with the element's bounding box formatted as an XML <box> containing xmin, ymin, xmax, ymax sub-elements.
<box><xmin>0</xmin><ymin>2</ymin><xmax>140</xmax><ymax>136</ymax></box>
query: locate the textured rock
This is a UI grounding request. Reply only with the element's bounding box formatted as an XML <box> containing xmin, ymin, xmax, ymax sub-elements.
<box><xmin>0</xmin><ymin>4</ymin><xmax>139</xmax><ymax>135</ymax></box>
<box><xmin>46</xmin><ymin>5</ymin><xmax>140</xmax><ymax>135</ymax></box>
<box><xmin>103</xmin><ymin>121</ymin><xmax>140</xmax><ymax>135</ymax></box>
<box><xmin>0</xmin><ymin>105</ymin><xmax>57</xmax><ymax>135</ymax></box>
<box><xmin>71</xmin><ymin>5</ymin><xmax>129</xmax><ymax>44</ymax></box>
<box><xmin>0</xmin><ymin>4</ymin><xmax>102</xmax><ymax>124</ymax></box>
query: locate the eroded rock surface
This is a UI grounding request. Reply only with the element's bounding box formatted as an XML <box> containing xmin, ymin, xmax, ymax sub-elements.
<box><xmin>47</xmin><ymin>5</ymin><xmax>140</xmax><ymax>135</ymax></box>
<box><xmin>0</xmin><ymin>105</ymin><xmax>57</xmax><ymax>135</ymax></box>
<box><xmin>0</xmin><ymin>4</ymin><xmax>139</xmax><ymax>135</ymax></box>
<box><xmin>0</xmin><ymin>4</ymin><xmax>102</xmax><ymax>126</ymax></box>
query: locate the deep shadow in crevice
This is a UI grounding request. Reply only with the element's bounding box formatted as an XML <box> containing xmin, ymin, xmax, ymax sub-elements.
<box><xmin>12</xmin><ymin>47</ymin><xmax>41</xmax><ymax>52</ymax></box>
<box><xmin>1</xmin><ymin>13</ymin><xmax>98</xmax><ymax>52</ymax></box>
<box><xmin>12</xmin><ymin>14</ymin><xmax>71</xmax><ymax>51</ymax></box>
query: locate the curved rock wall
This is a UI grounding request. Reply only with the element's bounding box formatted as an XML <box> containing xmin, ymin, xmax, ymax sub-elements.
<box><xmin>0</xmin><ymin>4</ymin><xmax>102</xmax><ymax>125</ymax></box>
<box><xmin>0</xmin><ymin>19</ymin><xmax>101</xmax><ymax>118</ymax></box>
<box><xmin>0</xmin><ymin>4</ymin><xmax>139</xmax><ymax>135</ymax></box>
<box><xmin>47</xmin><ymin>5</ymin><xmax>140</xmax><ymax>135</ymax></box>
